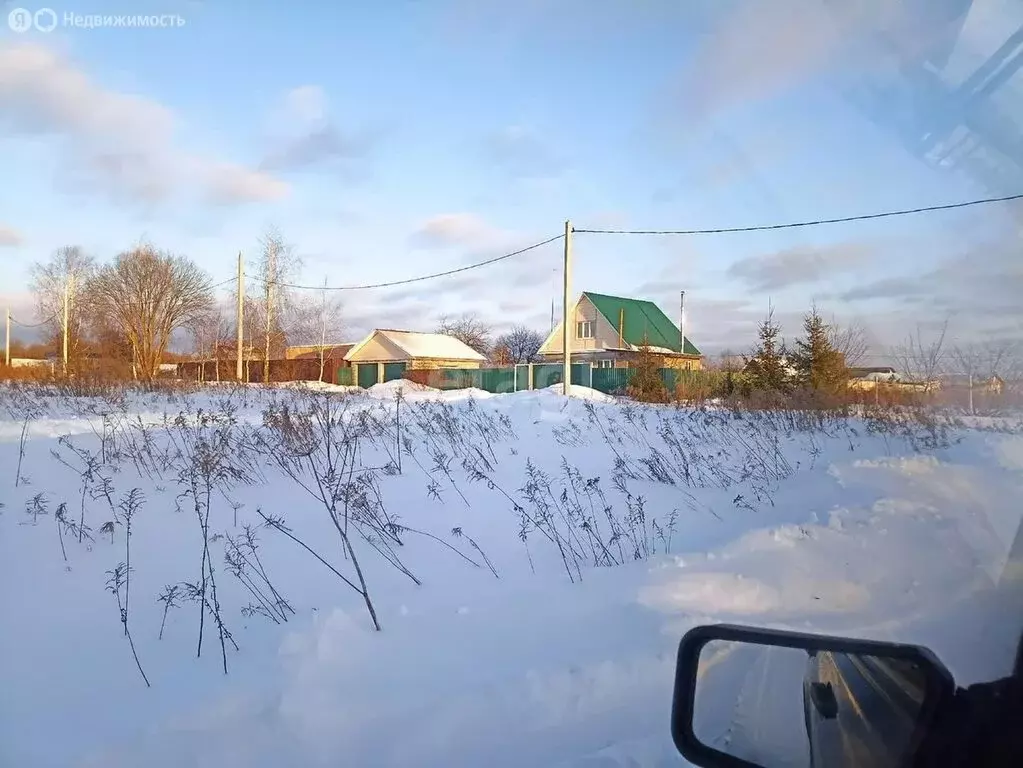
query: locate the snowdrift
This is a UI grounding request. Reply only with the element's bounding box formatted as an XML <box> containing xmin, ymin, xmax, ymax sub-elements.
<box><xmin>0</xmin><ymin>385</ymin><xmax>1020</xmax><ymax>768</ymax></box>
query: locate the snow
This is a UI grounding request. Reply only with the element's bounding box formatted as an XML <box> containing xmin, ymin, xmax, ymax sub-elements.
<box><xmin>544</xmin><ymin>382</ymin><xmax>617</xmax><ymax>402</ymax></box>
<box><xmin>279</xmin><ymin>380</ymin><xmax>363</xmax><ymax>395</ymax></box>
<box><xmin>0</xmin><ymin>386</ymin><xmax>1021</xmax><ymax>768</ymax></box>
<box><xmin>348</xmin><ymin>329</ymin><xmax>487</xmax><ymax>362</ymax></box>
<box><xmin>367</xmin><ymin>378</ymin><xmax>438</xmax><ymax>397</ymax></box>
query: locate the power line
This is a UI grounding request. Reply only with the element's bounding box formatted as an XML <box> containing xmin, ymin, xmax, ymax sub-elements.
<box><xmin>251</xmin><ymin>234</ymin><xmax>565</xmax><ymax>291</ymax></box>
<box><xmin>10</xmin><ymin>312</ymin><xmax>60</xmax><ymax>329</ymax></box>
<box><xmin>575</xmin><ymin>192</ymin><xmax>1023</xmax><ymax>235</ymax></box>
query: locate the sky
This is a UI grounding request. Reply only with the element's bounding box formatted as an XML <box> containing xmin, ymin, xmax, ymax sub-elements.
<box><xmin>1</xmin><ymin>0</ymin><xmax>1022</xmax><ymax>360</ymax></box>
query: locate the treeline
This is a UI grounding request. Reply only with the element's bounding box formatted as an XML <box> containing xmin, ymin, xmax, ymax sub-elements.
<box><xmin>629</xmin><ymin>306</ymin><xmax>867</xmax><ymax>405</ymax></box>
<box><xmin>9</xmin><ymin>229</ymin><xmax>342</xmax><ymax>383</ymax></box>
<box><xmin>9</xmin><ymin>227</ymin><xmax>553</xmax><ymax>384</ymax></box>
<box><xmin>16</xmin><ymin>244</ymin><xmax>214</xmax><ymax>381</ymax></box>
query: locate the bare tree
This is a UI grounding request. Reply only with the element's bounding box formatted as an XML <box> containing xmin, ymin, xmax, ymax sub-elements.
<box><xmin>291</xmin><ymin>278</ymin><xmax>344</xmax><ymax>381</ymax></box>
<box><xmin>976</xmin><ymin>339</ymin><xmax>1021</xmax><ymax>381</ymax></box>
<box><xmin>950</xmin><ymin>343</ymin><xmax>983</xmax><ymax>414</ymax></box>
<box><xmin>437</xmin><ymin>312</ymin><xmax>492</xmax><ymax>356</ymax></box>
<box><xmin>28</xmin><ymin>246</ymin><xmax>95</xmax><ymax>368</ymax></box>
<box><xmin>250</xmin><ymin>227</ymin><xmax>301</xmax><ymax>383</ymax></box>
<box><xmin>88</xmin><ymin>245</ymin><xmax>214</xmax><ymax>381</ymax></box>
<box><xmin>827</xmin><ymin>317</ymin><xmax>870</xmax><ymax>368</ymax></box>
<box><xmin>490</xmin><ymin>344</ymin><xmax>513</xmax><ymax>366</ymax></box>
<box><xmin>188</xmin><ymin>310</ymin><xmax>228</xmax><ymax>383</ymax></box>
<box><xmin>493</xmin><ymin>325</ymin><xmax>545</xmax><ymax>363</ymax></box>
<box><xmin>889</xmin><ymin>317</ymin><xmax>949</xmax><ymax>383</ymax></box>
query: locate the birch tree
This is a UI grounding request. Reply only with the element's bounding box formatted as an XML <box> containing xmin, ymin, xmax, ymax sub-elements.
<box><xmin>251</xmin><ymin>227</ymin><xmax>301</xmax><ymax>383</ymax></box>
<box><xmin>28</xmin><ymin>245</ymin><xmax>95</xmax><ymax>368</ymax></box>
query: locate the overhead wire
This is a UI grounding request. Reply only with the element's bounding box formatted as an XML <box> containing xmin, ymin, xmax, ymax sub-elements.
<box><xmin>251</xmin><ymin>234</ymin><xmax>566</xmax><ymax>292</ymax></box>
<box><xmin>200</xmin><ymin>192</ymin><xmax>1023</xmax><ymax>294</ymax></box>
<box><xmin>573</xmin><ymin>192</ymin><xmax>1023</xmax><ymax>235</ymax></box>
<box><xmin>9</xmin><ymin>312</ymin><xmax>60</xmax><ymax>329</ymax></box>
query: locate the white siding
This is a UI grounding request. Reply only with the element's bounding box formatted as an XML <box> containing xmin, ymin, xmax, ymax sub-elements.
<box><xmin>540</xmin><ymin>296</ymin><xmax>626</xmax><ymax>355</ymax></box>
<box><xmin>346</xmin><ymin>333</ymin><xmax>410</xmax><ymax>362</ymax></box>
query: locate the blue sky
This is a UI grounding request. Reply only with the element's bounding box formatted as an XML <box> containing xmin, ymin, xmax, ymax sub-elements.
<box><xmin>2</xmin><ymin>0</ymin><xmax>1021</xmax><ymax>357</ymax></box>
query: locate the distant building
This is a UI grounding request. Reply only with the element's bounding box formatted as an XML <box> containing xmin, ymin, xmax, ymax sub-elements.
<box><xmin>538</xmin><ymin>292</ymin><xmax>703</xmax><ymax>370</ymax></box>
<box><xmin>285</xmin><ymin>343</ymin><xmax>356</xmax><ymax>362</ymax></box>
<box><xmin>344</xmin><ymin>329</ymin><xmax>486</xmax><ymax>388</ymax></box>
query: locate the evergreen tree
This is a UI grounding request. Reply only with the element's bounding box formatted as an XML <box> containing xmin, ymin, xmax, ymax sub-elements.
<box><xmin>790</xmin><ymin>305</ymin><xmax>848</xmax><ymax>393</ymax></box>
<box><xmin>744</xmin><ymin>308</ymin><xmax>790</xmax><ymax>392</ymax></box>
<box><xmin>628</xmin><ymin>334</ymin><xmax>669</xmax><ymax>403</ymax></box>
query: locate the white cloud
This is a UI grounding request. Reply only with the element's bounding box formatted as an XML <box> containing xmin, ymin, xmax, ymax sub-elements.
<box><xmin>281</xmin><ymin>85</ymin><xmax>328</xmax><ymax>125</ymax></box>
<box><xmin>260</xmin><ymin>84</ymin><xmax>375</xmax><ymax>173</ymax></box>
<box><xmin>0</xmin><ymin>42</ymin><xmax>287</xmax><ymax>205</ymax></box>
<box><xmin>726</xmin><ymin>242</ymin><xmax>871</xmax><ymax>292</ymax></box>
<box><xmin>412</xmin><ymin>212</ymin><xmax>509</xmax><ymax>252</ymax></box>
<box><xmin>0</xmin><ymin>225</ymin><xmax>23</xmax><ymax>246</ymax></box>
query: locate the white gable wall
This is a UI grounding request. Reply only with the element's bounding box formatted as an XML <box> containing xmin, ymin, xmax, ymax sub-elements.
<box><xmin>345</xmin><ymin>332</ymin><xmax>410</xmax><ymax>363</ymax></box>
<box><xmin>539</xmin><ymin>296</ymin><xmax>627</xmax><ymax>355</ymax></box>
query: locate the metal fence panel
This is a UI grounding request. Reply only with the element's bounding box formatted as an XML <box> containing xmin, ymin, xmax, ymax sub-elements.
<box><xmin>531</xmin><ymin>364</ymin><xmax>562</xmax><ymax>389</ymax></box>
<box><xmin>591</xmin><ymin>367</ymin><xmax>631</xmax><ymax>394</ymax></box>
<box><xmin>573</xmin><ymin>363</ymin><xmax>592</xmax><ymax>388</ymax></box>
<box><xmin>514</xmin><ymin>364</ymin><xmax>529</xmax><ymax>391</ymax></box>
<box><xmin>660</xmin><ymin>368</ymin><xmax>678</xmax><ymax>392</ymax></box>
<box><xmin>481</xmin><ymin>367</ymin><xmax>516</xmax><ymax>393</ymax></box>
<box><xmin>437</xmin><ymin>368</ymin><xmax>481</xmax><ymax>390</ymax></box>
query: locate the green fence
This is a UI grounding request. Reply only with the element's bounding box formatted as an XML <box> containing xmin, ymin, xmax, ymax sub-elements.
<box><xmin>531</xmin><ymin>363</ymin><xmax>592</xmax><ymax>389</ymax></box>
<box><xmin>336</xmin><ymin>366</ymin><xmax>353</xmax><ymax>386</ymax></box>
<box><xmin>591</xmin><ymin>367</ymin><xmax>631</xmax><ymax>394</ymax></box>
<box><xmin>348</xmin><ymin>362</ymin><xmax>720</xmax><ymax>398</ymax></box>
<box><xmin>481</xmin><ymin>367</ymin><xmax>516</xmax><ymax>393</ymax></box>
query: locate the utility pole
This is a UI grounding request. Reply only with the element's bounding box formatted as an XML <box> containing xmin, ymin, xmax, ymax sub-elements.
<box><xmin>236</xmin><ymin>252</ymin><xmax>244</xmax><ymax>382</ymax></box>
<box><xmin>562</xmin><ymin>220</ymin><xmax>573</xmax><ymax>396</ymax></box>
<box><xmin>4</xmin><ymin>307</ymin><xmax>10</xmax><ymax>367</ymax></box>
<box><xmin>679</xmin><ymin>290</ymin><xmax>686</xmax><ymax>357</ymax></box>
<box><xmin>62</xmin><ymin>274</ymin><xmax>72</xmax><ymax>375</ymax></box>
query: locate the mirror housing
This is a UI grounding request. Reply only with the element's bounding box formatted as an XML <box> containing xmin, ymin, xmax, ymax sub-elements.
<box><xmin>671</xmin><ymin>624</ymin><xmax>956</xmax><ymax>768</ymax></box>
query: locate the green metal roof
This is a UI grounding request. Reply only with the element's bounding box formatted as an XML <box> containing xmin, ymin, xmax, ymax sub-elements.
<box><xmin>582</xmin><ymin>292</ymin><xmax>702</xmax><ymax>356</ymax></box>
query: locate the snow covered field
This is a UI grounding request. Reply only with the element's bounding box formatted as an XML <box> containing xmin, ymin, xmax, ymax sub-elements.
<box><xmin>1</xmin><ymin>382</ymin><xmax>1021</xmax><ymax>767</ymax></box>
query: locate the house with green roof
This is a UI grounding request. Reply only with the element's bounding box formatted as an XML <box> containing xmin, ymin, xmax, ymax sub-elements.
<box><xmin>537</xmin><ymin>292</ymin><xmax>703</xmax><ymax>370</ymax></box>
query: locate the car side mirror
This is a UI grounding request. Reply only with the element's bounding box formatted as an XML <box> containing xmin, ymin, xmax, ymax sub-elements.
<box><xmin>671</xmin><ymin>624</ymin><xmax>955</xmax><ymax>768</ymax></box>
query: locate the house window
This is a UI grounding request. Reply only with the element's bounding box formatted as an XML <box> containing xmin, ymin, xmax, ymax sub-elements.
<box><xmin>576</xmin><ymin>321</ymin><xmax>594</xmax><ymax>339</ymax></box>
<box><xmin>598</xmin><ymin>359</ymin><xmax>613</xmax><ymax>369</ymax></box>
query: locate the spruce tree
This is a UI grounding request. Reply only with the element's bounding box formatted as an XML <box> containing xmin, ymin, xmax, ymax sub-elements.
<box><xmin>790</xmin><ymin>305</ymin><xmax>848</xmax><ymax>393</ymax></box>
<box><xmin>744</xmin><ymin>308</ymin><xmax>789</xmax><ymax>392</ymax></box>
<box><xmin>628</xmin><ymin>334</ymin><xmax>669</xmax><ymax>403</ymax></box>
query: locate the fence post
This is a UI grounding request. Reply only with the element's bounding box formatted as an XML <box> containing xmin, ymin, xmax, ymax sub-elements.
<box><xmin>528</xmin><ymin>364</ymin><xmax>534</xmax><ymax>390</ymax></box>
